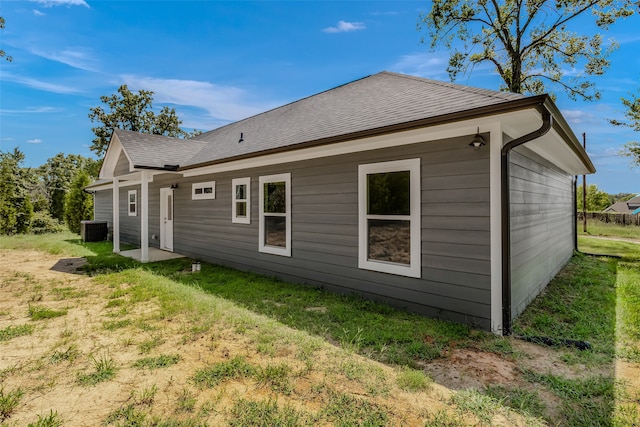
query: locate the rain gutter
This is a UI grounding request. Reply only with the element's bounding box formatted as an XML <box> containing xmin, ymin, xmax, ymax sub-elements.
<box><xmin>501</xmin><ymin>103</ymin><xmax>553</xmax><ymax>336</ymax></box>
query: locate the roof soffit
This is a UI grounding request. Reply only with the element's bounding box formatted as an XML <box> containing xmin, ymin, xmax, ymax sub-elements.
<box><xmin>498</xmin><ymin>104</ymin><xmax>594</xmax><ymax>176</ymax></box>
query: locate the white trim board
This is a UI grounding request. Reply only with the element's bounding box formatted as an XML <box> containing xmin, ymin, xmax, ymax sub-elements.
<box><xmin>258</xmin><ymin>173</ymin><xmax>291</xmax><ymax>257</ymax></box>
<box><xmin>182</xmin><ymin>119</ymin><xmax>499</xmax><ymax>178</ymax></box>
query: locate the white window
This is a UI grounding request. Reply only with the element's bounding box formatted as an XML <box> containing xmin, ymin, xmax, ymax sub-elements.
<box><xmin>259</xmin><ymin>173</ymin><xmax>291</xmax><ymax>256</ymax></box>
<box><xmin>358</xmin><ymin>159</ymin><xmax>421</xmax><ymax>278</ymax></box>
<box><xmin>192</xmin><ymin>181</ymin><xmax>215</xmax><ymax>200</ymax></box>
<box><xmin>127</xmin><ymin>190</ymin><xmax>137</xmax><ymax>216</ymax></box>
<box><xmin>232</xmin><ymin>177</ymin><xmax>251</xmax><ymax>224</ymax></box>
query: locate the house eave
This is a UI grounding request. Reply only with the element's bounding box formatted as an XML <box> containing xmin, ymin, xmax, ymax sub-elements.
<box><xmin>132</xmin><ymin>164</ymin><xmax>180</xmax><ymax>172</ymax></box>
<box><xmin>542</xmin><ymin>98</ymin><xmax>596</xmax><ymax>174</ymax></box>
<box><xmin>178</xmin><ymin>95</ymin><xmax>555</xmax><ymax>172</ymax></box>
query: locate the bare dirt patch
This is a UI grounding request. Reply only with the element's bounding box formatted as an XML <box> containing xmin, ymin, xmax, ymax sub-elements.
<box><xmin>423</xmin><ymin>348</ymin><xmax>520</xmax><ymax>391</ymax></box>
<box><xmin>2</xmin><ymin>249</ymin><xmax>523</xmax><ymax>426</ymax></box>
<box><xmin>2</xmin><ymin>249</ymin><xmax>635</xmax><ymax>426</ymax></box>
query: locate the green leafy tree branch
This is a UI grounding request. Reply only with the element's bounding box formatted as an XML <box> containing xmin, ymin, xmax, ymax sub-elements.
<box><xmin>419</xmin><ymin>0</ymin><xmax>635</xmax><ymax>100</ymax></box>
<box><xmin>88</xmin><ymin>85</ymin><xmax>195</xmax><ymax>157</ymax></box>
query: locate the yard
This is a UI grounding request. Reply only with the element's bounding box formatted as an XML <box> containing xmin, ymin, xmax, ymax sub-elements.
<box><xmin>0</xmin><ymin>225</ymin><xmax>638</xmax><ymax>426</ymax></box>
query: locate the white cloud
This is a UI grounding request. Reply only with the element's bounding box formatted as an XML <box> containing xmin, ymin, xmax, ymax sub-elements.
<box><xmin>30</xmin><ymin>0</ymin><xmax>89</xmax><ymax>8</ymax></box>
<box><xmin>27</xmin><ymin>138</ymin><xmax>43</xmax><ymax>144</ymax></box>
<box><xmin>33</xmin><ymin>9</ymin><xmax>45</xmax><ymax>16</ymax></box>
<box><xmin>2</xmin><ymin>72</ymin><xmax>81</xmax><ymax>94</ymax></box>
<box><xmin>389</xmin><ymin>52</ymin><xmax>449</xmax><ymax>80</ymax></box>
<box><xmin>28</xmin><ymin>47</ymin><xmax>99</xmax><ymax>72</ymax></box>
<box><xmin>121</xmin><ymin>75</ymin><xmax>279</xmax><ymax>124</ymax></box>
<box><xmin>562</xmin><ymin>109</ymin><xmax>596</xmax><ymax>125</ymax></box>
<box><xmin>322</xmin><ymin>20</ymin><xmax>366</xmax><ymax>34</ymax></box>
<box><xmin>0</xmin><ymin>107</ymin><xmax>59</xmax><ymax>114</ymax></box>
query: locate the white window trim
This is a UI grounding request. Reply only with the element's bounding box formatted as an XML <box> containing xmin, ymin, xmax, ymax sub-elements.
<box><xmin>127</xmin><ymin>189</ymin><xmax>137</xmax><ymax>217</ymax></box>
<box><xmin>232</xmin><ymin>177</ymin><xmax>251</xmax><ymax>224</ymax></box>
<box><xmin>358</xmin><ymin>158</ymin><xmax>421</xmax><ymax>278</ymax></box>
<box><xmin>192</xmin><ymin>181</ymin><xmax>216</xmax><ymax>200</ymax></box>
<box><xmin>259</xmin><ymin>173</ymin><xmax>291</xmax><ymax>257</ymax></box>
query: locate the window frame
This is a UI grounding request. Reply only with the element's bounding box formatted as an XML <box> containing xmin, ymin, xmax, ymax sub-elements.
<box><xmin>232</xmin><ymin>177</ymin><xmax>251</xmax><ymax>224</ymax></box>
<box><xmin>358</xmin><ymin>158</ymin><xmax>421</xmax><ymax>278</ymax></box>
<box><xmin>258</xmin><ymin>173</ymin><xmax>291</xmax><ymax>257</ymax></box>
<box><xmin>192</xmin><ymin>181</ymin><xmax>216</xmax><ymax>200</ymax></box>
<box><xmin>127</xmin><ymin>189</ymin><xmax>137</xmax><ymax>217</ymax></box>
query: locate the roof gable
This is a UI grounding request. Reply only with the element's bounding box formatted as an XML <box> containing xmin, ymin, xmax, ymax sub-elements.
<box><xmin>605</xmin><ymin>195</ymin><xmax>640</xmax><ymax>213</ymax></box>
<box><xmin>99</xmin><ymin>131</ymin><xmax>131</xmax><ymax>179</ymax></box>
<box><xmin>111</xmin><ymin>129</ymin><xmax>207</xmax><ymax>172</ymax></box>
<box><xmin>627</xmin><ymin>195</ymin><xmax>640</xmax><ymax>208</ymax></box>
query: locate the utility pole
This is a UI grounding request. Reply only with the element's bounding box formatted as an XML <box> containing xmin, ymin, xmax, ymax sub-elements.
<box><xmin>582</xmin><ymin>133</ymin><xmax>587</xmax><ymax>233</ymax></box>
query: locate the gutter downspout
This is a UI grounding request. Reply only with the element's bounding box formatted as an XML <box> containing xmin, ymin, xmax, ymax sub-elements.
<box><xmin>501</xmin><ymin>106</ymin><xmax>552</xmax><ymax>335</ymax></box>
<box><xmin>573</xmin><ymin>177</ymin><xmax>578</xmax><ymax>251</ymax></box>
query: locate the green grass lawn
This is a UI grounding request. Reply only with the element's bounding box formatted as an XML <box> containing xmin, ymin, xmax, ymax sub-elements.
<box><xmin>2</xmin><ymin>223</ymin><xmax>639</xmax><ymax>426</ymax></box>
<box><xmin>1</xmin><ymin>231</ymin><xmax>502</xmax><ymax>365</ymax></box>
<box><xmin>579</xmin><ymin>235</ymin><xmax>640</xmax><ymax>259</ymax></box>
<box><xmin>511</xmin><ymin>222</ymin><xmax>640</xmax><ymax>426</ymax></box>
<box><xmin>89</xmin><ymin>250</ymin><xmax>492</xmax><ymax>367</ymax></box>
<box><xmin>578</xmin><ymin>218</ymin><xmax>640</xmax><ymax>241</ymax></box>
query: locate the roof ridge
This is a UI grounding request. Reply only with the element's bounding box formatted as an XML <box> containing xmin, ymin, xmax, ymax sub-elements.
<box><xmin>379</xmin><ymin>71</ymin><xmax>523</xmax><ymax>102</ymax></box>
<box><xmin>193</xmin><ymin>73</ymin><xmax>376</xmax><ymax>141</ymax></box>
<box><xmin>115</xmin><ymin>128</ymin><xmax>206</xmax><ymax>145</ymax></box>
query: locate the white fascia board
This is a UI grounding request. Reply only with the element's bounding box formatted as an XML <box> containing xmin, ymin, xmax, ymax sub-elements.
<box><xmin>100</xmin><ymin>133</ymin><xmax>131</xmax><ymax>179</ymax></box>
<box><xmin>85</xmin><ymin>182</ymin><xmax>112</xmax><ymax>192</ymax></box>
<box><xmin>86</xmin><ymin>172</ymin><xmax>163</xmax><ymax>192</ymax></box>
<box><xmin>181</xmin><ymin>117</ymin><xmax>510</xmax><ymax>178</ymax></box>
<box><xmin>498</xmin><ymin>108</ymin><xmax>592</xmax><ymax>175</ymax></box>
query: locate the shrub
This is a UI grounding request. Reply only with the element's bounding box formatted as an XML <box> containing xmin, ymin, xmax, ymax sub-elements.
<box><xmin>64</xmin><ymin>170</ymin><xmax>93</xmax><ymax>234</ymax></box>
<box><xmin>30</xmin><ymin>211</ymin><xmax>65</xmax><ymax>235</ymax></box>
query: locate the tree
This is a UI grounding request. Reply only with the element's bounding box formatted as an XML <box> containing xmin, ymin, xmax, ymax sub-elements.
<box><xmin>612</xmin><ymin>192</ymin><xmax>637</xmax><ymax>202</ymax></box>
<box><xmin>64</xmin><ymin>170</ymin><xmax>94</xmax><ymax>234</ymax></box>
<box><xmin>576</xmin><ymin>184</ymin><xmax>612</xmax><ymax>211</ymax></box>
<box><xmin>610</xmin><ymin>88</ymin><xmax>640</xmax><ymax>166</ymax></box>
<box><xmin>419</xmin><ymin>0</ymin><xmax>635</xmax><ymax>100</ymax></box>
<box><xmin>38</xmin><ymin>153</ymin><xmax>97</xmax><ymax>221</ymax></box>
<box><xmin>88</xmin><ymin>85</ymin><xmax>190</xmax><ymax>157</ymax></box>
<box><xmin>0</xmin><ymin>16</ymin><xmax>12</xmax><ymax>62</ymax></box>
<box><xmin>0</xmin><ymin>148</ymin><xmax>33</xmax><ymax>234</ymax></box>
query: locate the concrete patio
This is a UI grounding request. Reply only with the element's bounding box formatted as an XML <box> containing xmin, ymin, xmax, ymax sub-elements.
<box><xmin>118</xmin><ymin>247</ymin><xmax>185</xmax><ymax>263</ymax></box>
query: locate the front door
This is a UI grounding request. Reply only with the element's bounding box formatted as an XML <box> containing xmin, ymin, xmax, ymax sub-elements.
<box><xmin>160</xmin><ymin>187</ymin><xmax>174</xmax><ymax>251</ymax></box>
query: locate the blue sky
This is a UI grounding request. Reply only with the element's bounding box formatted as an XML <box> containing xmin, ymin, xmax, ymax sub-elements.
<box><xmin>1</xmin><ymin>0</ymin><xmax>639</xmax><ymax>194</ymax></box>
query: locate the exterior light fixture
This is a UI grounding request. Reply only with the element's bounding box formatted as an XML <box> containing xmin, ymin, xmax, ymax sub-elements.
<box><xmin>238</xmin><ymin>132</ymin><xmax>244</xmax><ymax>143</ymax></box>
<box><xmin>469</xmin><ymin>127</ymin><xmax>486</xmax><ymax>150</ymax></box>
<box><xmin>170</xmin><ymin>183</ymin><xmax>178</xmax><ymax>189</ymax></box>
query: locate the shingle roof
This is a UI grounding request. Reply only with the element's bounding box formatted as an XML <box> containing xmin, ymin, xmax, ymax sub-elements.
<box><xmin>114</xmin><ymin>129</ymin><xmax>207</xmax><ymax>170</ymax></box>
<box><xmin>604</xmin><ymin>195</ymin><xmax>640</xmax><ymax>213</ymax></box>
<box><xmin>112</xmin><ymin>71</ymin><xmax>528</xmax><ymax>170</ymax></box>
<box><xmin>183</xmin><ymin>72</ymin><xmax>525</xmax><ymax>168</ymax></box>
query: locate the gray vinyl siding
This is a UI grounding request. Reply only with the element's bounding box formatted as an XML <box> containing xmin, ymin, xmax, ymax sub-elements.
<box><xmin>509</xmin><ymin>146</ymin><xmax>574</xmax><ymax>319</ymax></box>
<box><xmin>93</xmin><ymin>186</ymin><xmax>141</xmax><ymax>245</ymax></box>
<box><xmin>159</xmin><ymin>135</ymin><xmax>492</xmax><ymax>329</ymax></box>
<box><xmin>94</xmin><ymin>189</ymin><xmax>113</xmax><ymax>234</ymax></box>
<box><xmin>114</xmin><ymin>152</ymin><xmax>130</xmax><ymax>176</ymax></box>
<box><xmin>119</xmin><ymin>185</ymin><xmax>141</xmax><ymax>245</ymax></box>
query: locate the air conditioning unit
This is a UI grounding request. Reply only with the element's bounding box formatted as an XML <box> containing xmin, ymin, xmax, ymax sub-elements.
<box><xmin>80</xmin><ymin>220</ymin><xmax>108</xmax><ymax>242</ymax></box>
